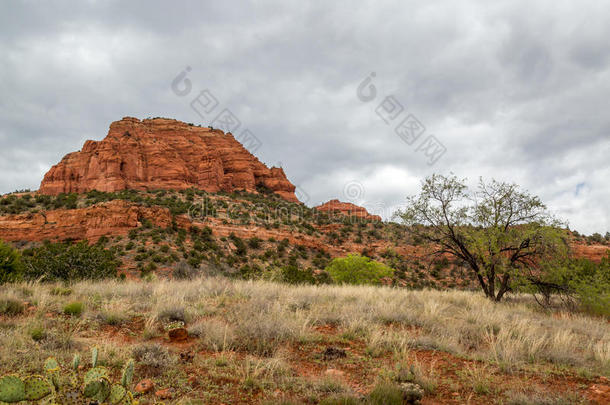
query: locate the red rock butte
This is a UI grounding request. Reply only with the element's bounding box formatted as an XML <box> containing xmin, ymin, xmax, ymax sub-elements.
<box><xmin>39</xmin><ymin>117</ymin><xmax>298</xmax><ymax>202</ymax></box>
<box><xmin>315</xmin><ymin>199</ymin><xmax>382</xmax><ymax>221</ymax></box>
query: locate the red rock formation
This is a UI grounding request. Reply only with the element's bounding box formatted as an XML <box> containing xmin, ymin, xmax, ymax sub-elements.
<box><xmin>314</xmin><ymin>199</ymin><xmax>382</xmax><ymax>221</ymax></box>
<box><xmin>0</xmin><ymin>199</ymin><xmax>606</xmax><ymax>267</ymax></box>
<box><xmin>0</xmin><ymin>200</ymin><xmax>175</xmax><ymax>242</ymax></box>
<box><xmin>571</xmin><ymin>242</ymin><xmax>610</xmax><ymax>262</ymax></box>
<box><xmin>39</xmin><ymin>117</ymin><xmax>298</xmax><ymax>202</ymax></box>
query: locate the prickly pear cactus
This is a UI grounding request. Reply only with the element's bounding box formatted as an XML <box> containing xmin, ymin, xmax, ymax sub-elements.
<box><xmin>121</xmin><ymin>360</ymin><xmax>134</xmax><ymax>388</ymax></box>
<box><xmin>0</xmin><ymin>375</ymin><xmax>26</xmax><ymax>403</ymax></box>
<box><xmin>0</xmin><ymin>349</ymin><xmax>137</xmax><ymax>405</ymax></box>
<box><xmin>54</xmin><ymin>388</ymin><xmax>84</xmax><ymax>405</ymax></box>
<box><xmin>108</xmin><ymin>384</ymin><xmax>127</xmax><ymax>404</ymax></box>
<box><xmin>71</xmin><ymin>354</ymin><xmax>80</xmax><ymax>371</ymax></box>
<box><xmin>24</xmin><ymin>376</ymin><xmax>52</xmax><ymax>401</ymax></box>
<box><xmin>91</xmin><ymin>347</ymin><xmax>99</xmax><ymax>368</ymax></box>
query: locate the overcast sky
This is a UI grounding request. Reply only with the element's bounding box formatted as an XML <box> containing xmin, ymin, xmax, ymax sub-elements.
<box><xmin>1</xmin><ymin>0</ymin><xmax>609</xmax><ymax>234</ymax></box>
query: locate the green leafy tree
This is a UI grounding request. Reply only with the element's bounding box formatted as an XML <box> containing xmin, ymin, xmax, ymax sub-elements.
<box><xmin>0</xmin><ymin>240</ymin><xmax>23</xmax><ymax>284</ymax></box>
<box><xmin>325</xmin><ymin>254</ymin><xmax>394</xmax><ymax>285</ymax></box>
<box><xmin>527</xmin><ymin>253</ymin><xmax>610</xmax><ymax>316</ymax></box>
<box><xmin>397</xmin><ymin>174</ymin><xmax>567</xmax><ymax>301</ymax></box>
<box><xmin>21</xmin><ymin>240</ymin><xmax>119</xmax><ymax>282</ymax></box>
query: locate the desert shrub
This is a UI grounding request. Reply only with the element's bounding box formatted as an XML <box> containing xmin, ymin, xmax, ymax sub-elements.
<box><xmin>0</xmin><ymin>239</ymin><xmax>23</xmax><ymax>283</ymax></box>
<box><xmin>96</xmin><ymin>235</ymin><xmax>109</xmax><ymax>245</ymax></box>
<box><xmin>367</xmin><ymin>383</ymin><xmax>405</xmax><ymax>405</ymax></box>
<box><xmin>188</xmin><ymin>318</ymin><xmax>235</xmax><ymax>351</ymax></box>
<box><xmin>247</xmin><ymin>237</ymin><xmax>262</xmax><ymax>249</ymax></box>
<box><xmin>173</xmin><ymin>261</ymin><xmax>199</xmax><ymax>279</ymax></box>
<box><xmin>229</xmin><ymin>233</ymin><xmax>248</xmax><ymax>256</ymax></box>
<box><xmin>325</xmin><ymin>254</ymin><xmax>394</xmax><ymax>285</ymax></box>
<box><xmin>50</xmin><ymin>286</ymin><xmax>72</xmax><ymax>296</ymax></box>
<box><xmin>238</xmin><ymin>263</ymin><xmax>263</xmax><ymax>280</ymax></box>
<box><xmin>157</xmin><ymin>305</ymin><xmax>189</xmax><ymax>323</ymax></box>
<box><xmin>0</xmin><ymin>297</ymin><xmax>24</xmax><ymax>316</ymax></box>
<box><xmin>29</xmin><ymin>325</ymin><xmax>46</xmax><ymax>341</ymax></box>
<box><xmin>21</xmin><ymin>240</ymin><xmax>119</xmax><ymax>281</ymax></box>
<box><xmin>280</xmin><ymin>264</ymin><xmax>316</xmax><ymax>284</ymax></box>
<box><xmin>96</xmin><ymin>305</ymin><xmax>128</xmax><ymax>325</ymax></box>
<box><xmin>318</xmin><ymin>396</ymin><xmax>361</xmax><ymax>405</ymax></box>
<box><xmin>313</xmin><ymin>254</ymin><xmax>330</xmax><ymax>269</ymax></box>
<box><xmin>63</xmin><ymin>301</ymin><xmax>84</xmax><ymax>316</ymax></box>
<box><xmin>132</xmin><ymin>343</ymin><xmax>174</xmax><ymax>375</ymax></box>
<box><xmin>232</xmin><ymin>304</ymin><xmax>299</xmax><ymax>356</ymax></box>
<box><xmin>391</xmin><ymin>361</ymin><xmax>437</xmax><ymax>395</ymax></box>
<box><xmin>314</xmin><ymin>377</ymin><xmax>348</xmax><ymax>394</ymax></box>
<box><xmin>141</xmin><ymin>262</ymin><xmax>157</xmax><ymax>275</ymax></box>
<box><xmin>504</xmin><ymin>389</ymin><xmax>581</xmax><ymax>405</ymax></box>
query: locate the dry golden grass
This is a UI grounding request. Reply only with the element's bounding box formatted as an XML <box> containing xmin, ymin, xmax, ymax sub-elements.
<box><xmin>2</xmin><ymin>278</ymin><xmax>608</xmax><ymax>373</ymax></box>
<box><xmin>0</xmin><ymin>277</ymin><xmax>607</xmax><ymax>403</ymax></box>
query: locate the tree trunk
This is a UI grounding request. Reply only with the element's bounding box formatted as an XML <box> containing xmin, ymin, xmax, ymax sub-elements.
<box><xmin>494</xmin><ymin>274</ymin><xmax>511</xmax><ymax>302</ymax></box>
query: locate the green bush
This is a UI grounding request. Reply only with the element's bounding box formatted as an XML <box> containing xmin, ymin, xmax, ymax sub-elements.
<box><xmin>280</xmin><ymin>265</ymin><xmax>315</xmax><ymax>284</ymax></box>
<box><xmin>21</xmin><ymin>240</ymin><xmax>119</xmax><ymax>282</ymax></box>
<box><xmin>63</xmin><ymin>301</ymin><xmax>84</xmax><ymax>316</ymax></box>
<box><xmin>29</xmin><ymin>325</ymin><xmax>46</xmax><ymax>341</ymax></box>
<box><xmin>229</xmin><ymin>233</ymin><xmax>248</xmax><ymax>256</ymax></box>
<box><xmin>0</xmin><ymin>239</ymin><xmax>23</xmax><ymax>283</ymax></box>
<box><xmin>325</xmin><ymin>254</ymin><xmax>394</xmax><ymax>285</ymax></box>
<box><xmin>247</xmin><ymin>237</ymin><xmax>262</xmax><ymax>249</ymax></box>
<box><xmin>368</xmin><ymin>383</ymin><xmax>404</xmax><ymax>405</ymax></box>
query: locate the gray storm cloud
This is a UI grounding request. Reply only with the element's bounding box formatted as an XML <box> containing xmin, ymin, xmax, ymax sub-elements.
<box><xmin>0</xmin><ymin>0</ymin><xmax>608</xmax><ymax>234</ymax></box>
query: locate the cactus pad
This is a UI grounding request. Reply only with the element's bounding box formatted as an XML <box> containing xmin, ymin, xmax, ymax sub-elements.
<box><xmin>84</xmin><ymin>367</ymin><xmax>108</xmax><ymax>385</ymax></box>
<box><xmin>44</xmin><ymin>358</ymin><xmax>60</xmax><ymax>373</ymax></box>
<box><xmin>108</xmin><ymin>384</ymin><xmax>127</xmax><ymax>404</ymax></box>
<box><xmin>91</xmin><ymin>346</ymin><xmax>99</xmax><ymax>368</ymax></box>
<box><xmin>56</xmin><ymin>389</ymin><xmax>84</xmax><ymax>405</ymax></box>
<box><xmin>92</xmin><ymin>377</ymin><xmax>111</xmax><ymax>403</ymax></box>
<box><xmin>0</xmin><ymin>375</ymin><xmax>26</xmax><ymax>403</ymax></box>
<box><xmin>24</xmin><ymin>375</ymin><xmax>52</xmax><ymax>401</ymax></box>
<box><xmin>117</xmin><ymin>390</ymin><xmax>136</xmax><ymax>405</ymax></box>
<box><xmin>121</xmin><ymin>359</ymin><xmax>134</xmax><ymax>388</ymax></box>
<box><xmin>71</xmin><ymin>354</ymin><xmax>80</xmax><ymax>371</ymax></box>
<box><xmin>83</xmin><ymin>379</ymin><xmax>102</xmax><ymax>398</ymax></box>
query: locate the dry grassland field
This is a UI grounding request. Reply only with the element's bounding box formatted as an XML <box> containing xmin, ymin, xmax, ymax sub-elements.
<box><xmin>1</xmin><ymin>278</ymin><xmax>608</xmax><ymax>404</ymax></box>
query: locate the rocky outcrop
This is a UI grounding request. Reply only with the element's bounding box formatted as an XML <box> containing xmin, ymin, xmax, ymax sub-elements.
<box><xmin>39</xmin><ymin>117</ymin><xmax>298</xmax><ymax>202</ymax></box>
<box><xmin>0</xmin><ymin>200</ymin><xmax>176</xmax><ymax>242</ymax></box>
<box><xmin>314</xmin><ymin>199</ymin><xmax>382</xmax><ymax>221</ymax></box>
<box><xmin>571</xmin><ymin>242</ymin><xmax>610</xmax><ymax>262</ymax></box>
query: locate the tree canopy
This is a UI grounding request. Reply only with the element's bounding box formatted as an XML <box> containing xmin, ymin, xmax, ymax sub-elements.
<box><xmin>325</xmin><ymin>254</ymin><xmax>394</xmax><ymax>285</ymax></box>
<box><xmin>397</xmin><ymin>174</ymin><xmax>567</xmax><ymax>301</ymax></box>
<box><xmin>21</xmin><ymin>240</ymin><xmax>119</xmax><ymax>282</ymax></box>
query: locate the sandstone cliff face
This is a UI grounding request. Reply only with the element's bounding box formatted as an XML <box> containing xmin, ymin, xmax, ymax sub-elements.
<box><xmin>0</xmin><ymin>200</ymin><xmax>175</xmax><ymax>242</ymax></box>
<box><xmin>315</xmin><ymin>199</ymin><xmax>382</xmax><ymax>221</ymax></box>
<box><xmin>39</xmin><ymin>117</ymin><xmax>298</xmax><ymax>202</ymax></box>
<box><xmin>571</xmin><ymin>242</ymin><xmax>610</xmax><ymax>262</ymax></box>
